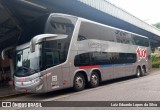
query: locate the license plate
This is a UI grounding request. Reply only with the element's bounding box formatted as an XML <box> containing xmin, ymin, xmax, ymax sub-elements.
<box><xmin>20</xmin><ymin>88</ymin><xmax>27</xmax><ymax>92</ymax></box>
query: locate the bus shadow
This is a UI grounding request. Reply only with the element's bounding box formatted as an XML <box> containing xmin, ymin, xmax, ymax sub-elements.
<box><xmin>27</xmin><ymin>75</ymin><xmax>137</xmax><ymax>100</ymax></box>
<box><xmin>27</xmin><ymin>88</ymin><xmax>74</xmax><ymax>100</ymax></box>
<box><xmin>100</xmin><ymin>75</ymin><xmax>136</xmax><ymax>87</ymax></box>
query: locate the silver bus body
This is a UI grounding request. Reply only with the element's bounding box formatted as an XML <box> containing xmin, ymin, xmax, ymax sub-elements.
<box><xmin>14</xmin><ymin>13</ymin><xmax>151</xmax><ymax>93</ymax></box>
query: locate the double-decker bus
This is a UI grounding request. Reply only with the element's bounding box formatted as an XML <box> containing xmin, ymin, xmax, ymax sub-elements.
<box><xmin>14</xmin><ymin>13</ymin><xmax>151</xmax><ymax>93</ymax></box>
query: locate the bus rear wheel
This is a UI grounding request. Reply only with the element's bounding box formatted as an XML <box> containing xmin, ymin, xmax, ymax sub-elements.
<box><xmin>73</xmin><ymin>73</ymin><xmax>85</xmax><ymax>91</ymax></box>
<box><xmin>136</xmin><ymin>67</ymin><xmax>141</xmax><ymax>77</ymax></box>
<box><xmin>89</xmin><ymin>71</ymin><xmax>100</xmax><ymax>88</ymax></box>
<box><xmin>142</xmin><ymin>66</ymin><xmax>147</xmax><ymax>76</ymax></box>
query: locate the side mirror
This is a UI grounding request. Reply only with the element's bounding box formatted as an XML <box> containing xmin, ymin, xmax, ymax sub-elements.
<box><xmin>30</xmin><ymin>34</ymin><xmax>68</xmax><ymax>52</ymax></box>
<box><xmin>30</xmin><ymin>34</ymin><xmax>58</xmax><ymax>53</ymax></box>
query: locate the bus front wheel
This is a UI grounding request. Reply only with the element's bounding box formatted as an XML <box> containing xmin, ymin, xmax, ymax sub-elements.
<box><xmin>89</xmin><ymin>71</ymin><xmax>100</xmax><ymax>88</ymax></box>
<box><xmin>73</xmin><ymin>73</ymin><xmax>85</xmax><ymax>91</ymax></box>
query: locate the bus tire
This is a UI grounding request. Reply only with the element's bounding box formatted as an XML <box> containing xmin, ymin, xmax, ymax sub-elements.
<box><xmin>136</xmin><ymin>67</ymin><xmax>141</xmax><ymax>77</ymax></box>
<box><xmin>73</xmin><ymin>73</ymin><xmax>85</xmax><ymax>92</ymax></box>
<box><xmin>142</xmin><ymin>66</ymin><xmax>146</xmax><ymax>76</ymax></box>
<box><xmin>89</xmin><ymin>71</ymin><xmax>100</xmax><ymax>88</ymax></box>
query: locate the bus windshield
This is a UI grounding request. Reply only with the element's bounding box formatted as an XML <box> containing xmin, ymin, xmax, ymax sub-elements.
<box><xmin>15</xmin><ymin>44</ymin><xmax>41</xmax><ymax>77</ymax></box>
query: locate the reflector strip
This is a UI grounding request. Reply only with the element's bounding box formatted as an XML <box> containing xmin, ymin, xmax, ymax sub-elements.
<box><xmin>79</xmin><ymin>65</ymin><xmax>99</xmax><ymax>69</ymax></box>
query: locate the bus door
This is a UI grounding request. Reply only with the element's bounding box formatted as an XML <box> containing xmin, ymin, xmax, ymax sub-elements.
<box><xmin>45</xmin><ymin>50</ymin><xmax>63</xmax><ymax>91</ymax></box>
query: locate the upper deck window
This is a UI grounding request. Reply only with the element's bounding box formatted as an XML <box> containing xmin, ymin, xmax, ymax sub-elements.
<box><xmin>78</xmin><ymin>21</ymin><xmax>149</xmax><ymax>47</ymax></box>
<box><xmin>78</xmin><ymin>21</ymin><xmax>116</xmax><ymax>42</ymax></box>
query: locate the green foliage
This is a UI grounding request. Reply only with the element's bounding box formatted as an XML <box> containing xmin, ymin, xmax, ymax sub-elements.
<box><xmin>151</xmin><ymin>55</ymin><xmax>159</xmax><ymax>62</ymax></box>
<box><xmin>152</xmin><ymin>61</ymin><xmax>160</xmax><ymax>68</ymax></box>
<box><xmin>151</xmin><ymin>55</ymin><xmax>160</xmax><ymax>68</ymax></box>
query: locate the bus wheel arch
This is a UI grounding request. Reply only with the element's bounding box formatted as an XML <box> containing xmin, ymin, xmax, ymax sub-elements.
<box><xmin>89</xmin><ymin>70</ymin><xmax>101</xmax><ymax>88</ymax></box>
<box><xmin>73</xmin><ymin>71</ymin><xmax>88</xmax><ymax>91</ymax></box>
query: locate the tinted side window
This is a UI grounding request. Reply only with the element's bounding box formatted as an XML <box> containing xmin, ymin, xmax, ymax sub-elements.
<box><xmin>78</xmin><ymin>22</ymin><xmax>115</xmax><ymax>42</ymax></box>
<box><xmin>43</xmin><ymin>39</ymin><xmax>69</xmax><ymax>69</ymax></box>
<box><xmin>78</xmin><ymin>21</ymin><xmax>149</xmax><ymax>47</ymax></box>
<box><xmin>74</xmin><ymin>53</ymin><xmax>90</xmax><ymax>66</ymax></box>
<box><xmin>91</xmin><ymin>52</ymin><xmax>108</xmax><ymax>65</ymax></box>
<box><xmin>45</xmin><ymin>50</ymin><xmax>60</xmax><ymax>68</ymax></box>
<box><xmin>74</xmin><ymin>52</ymin><xmax>137</xmax><ymax>66</ymax></box>
<box><xmin>115</xmin><ymin>30</ymin><xmax>133</xmax><ymax>44</ymax></box>
<box><xmin>132</xmin><ymin>35</ymin><xmax>149</xmax><ymax>47</ymax></box>
<box><xmin>119</xmin><ymin>53</ymin><xmax>136</xmax><ymax>64</ymax></box>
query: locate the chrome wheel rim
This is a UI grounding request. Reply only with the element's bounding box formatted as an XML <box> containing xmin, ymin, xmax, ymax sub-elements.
<box><xmin>75</xmin><ymin>76</ymin><xmax>83</xmax><ymax>89</ymax></box>
<box><xmin>91</xmin><ymin>74</ymin><xmax>98</xmax><ymax>85</ymax></box>
<box><xmin>137</xmin><ymin>69</ymin><xmax>140</xmax><ymax>77</ymax></box>
<box><xmin>142</xmin><ymin>68</ymin><xmax>146</xmax><ymax>74</ymax></box>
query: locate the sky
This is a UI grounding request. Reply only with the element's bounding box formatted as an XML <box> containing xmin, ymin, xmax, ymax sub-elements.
<box><xmin>107</xmin><ymin>0</ymin><xmax>160</xmax><ymax>24</ymax></box>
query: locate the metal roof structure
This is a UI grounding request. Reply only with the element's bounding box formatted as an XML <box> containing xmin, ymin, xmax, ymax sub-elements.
<box><xmin>82</xmin><ymin>0</ymin><xmax>160</xmax><ymax>36</ymax></box>
<box><xmin>0</xmin><ymin>0</ymin><xmax>160</xmax><ymax>51</ymax></box>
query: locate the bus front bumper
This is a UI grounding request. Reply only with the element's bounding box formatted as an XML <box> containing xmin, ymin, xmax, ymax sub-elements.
<box><xmin>15</xmin><ymin>77</ymin><xmax>44</xmax><ymax>93</ymax></box>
